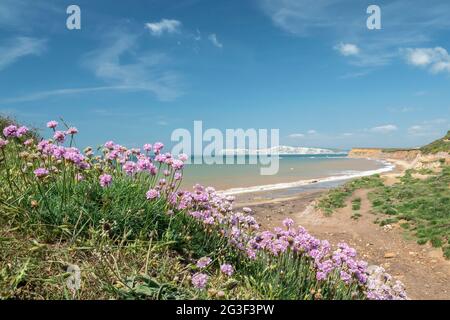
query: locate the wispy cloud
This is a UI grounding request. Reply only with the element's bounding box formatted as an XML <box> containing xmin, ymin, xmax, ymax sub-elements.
<box><xmin>408</xmin><ymin>118</ymin><xmax>448</xmax><ymax>136</ymax></box>
<box><xmin>0</xmin><ymin>37</ymin><xmax>46</xmax><ymax>71</ymax></box>
<box><xmin>387</xmin><ymin>106</ymin><xmax>419</xmax><ymax>113</ymax></box>
<box><xmin>0</xmin><ymin>86</ymin><xmax>135</xmax><ymax>104</ymax></box>
<box><xmin>339</xmin><ymin>70</ymin><xmax>370</xmax><ymax>79</ymax></box>
<box><xmin>288</xmin><ymin>130</ymin><xmax>317</xmax><ymax>138</ymax></box>
<box><xmin>145</xmin><ymin>19</ymin><xmax>181</xmax><ymax>36</ymax></box>
<box><xmin>0</xmin><ymin>0</ymin><xmax>59</xmax><ymax>31</ymax></box>
<box><xmin>288</xmin><ymin>133</ymin><xmax>305</xmax><ymax>138</ymax></box>
<box><xmin>82</xmin><ymin>30</ymin><xmax>183</xmax><ymax>101</ymax></box>
<box><xmin>403</xmin><ymin>47</ymin><xmax>450</xmax><ymax>74</ymax></box>
<box><xmin>334</xmin><ymin>43</ymin><xmax>359</xmax><ymax>56</ymax></box>
<box><xmin>369</xmin><ymin>124</ymin><xmax>398</xmax><ymax>134</ymax></box>
<box><xmin>3</xmin><ymin>29</ymin><xmax>183</xmax><ymax>103</ymax></box>
<box><xmin>208</xmin><ymin>33</ymin><xmax>223</xmax><ymax>48</ymax></box>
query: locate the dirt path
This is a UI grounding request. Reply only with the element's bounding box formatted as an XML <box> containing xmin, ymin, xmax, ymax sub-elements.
<box><xmin>243</xmin><ymin>188</ymin><xmax>450</xmax><ymax>300</ymax></box>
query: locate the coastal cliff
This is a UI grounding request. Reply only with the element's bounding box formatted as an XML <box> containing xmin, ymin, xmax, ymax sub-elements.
<box><xmin>348</xmin><ymin>131</ymin><xmax>450</xmax><ymax>169</ymax></box>
<box><xmin>348</xmin><ymin>148</ymin><xmax>420</xmax><ymax>161</ymax></box>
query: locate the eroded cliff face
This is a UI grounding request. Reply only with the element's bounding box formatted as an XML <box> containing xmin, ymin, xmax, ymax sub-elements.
<box><xmin>348</xmin><ymin>148</ymin><xmax>449</xmax><ymax>169</ymax></box>
<box><xmin>348</xmin><ymin>148</ymin><xmax>420</xmax><ymax>160</ymax></box>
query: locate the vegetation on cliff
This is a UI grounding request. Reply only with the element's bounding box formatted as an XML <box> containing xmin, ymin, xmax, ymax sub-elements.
<box><xmin>420</xmin><ymin>130</ymin><xmax>450</xmax><ymax>154</ymax></box>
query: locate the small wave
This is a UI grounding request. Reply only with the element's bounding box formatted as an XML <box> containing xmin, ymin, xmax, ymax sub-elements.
<box><xmin>220</xmin><ymin>161</ymin><xmax>395</xmax><ymax>195</ymax></box>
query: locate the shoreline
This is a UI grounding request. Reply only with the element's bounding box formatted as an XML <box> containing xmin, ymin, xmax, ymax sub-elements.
<box><xmin>220</xmin><ymin>158</ymin><xmax>395</xmax><ymax>196</ymax></box>
<box><xmin>233</xmin><ymin>158</ymin><xmax>406</xmax><ymax>207</ymax></box>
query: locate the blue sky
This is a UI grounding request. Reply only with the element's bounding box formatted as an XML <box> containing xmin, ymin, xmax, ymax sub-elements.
<box><xmin>0</xmin><ymin>0</ymin><xmax>449</xmax><ymax>149</ymax></box>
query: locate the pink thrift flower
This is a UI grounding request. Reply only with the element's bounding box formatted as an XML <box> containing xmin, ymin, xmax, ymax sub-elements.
<box><xmin>24</xmin><ymin>138</ymin><xmax>34</xmax><ymax>146</ymax></box>
<box><xmin>122</xmin><ymin>161</ymin><xmax>137</xmax><ymax>175</ymax></box>
<box><xmin>220</xmin><ymin>264</ymin><xmax>234</xmax><ymax>276</ymax></box>
<box><xmin>53</xmin><ymin>131</ymin><xmax>66</xmax><ymax>143</ymax></box>
<box><xmin>3</xmin><ymin>125</ymin><xmax>17</xmax><ymax>138</ymax></box>
<box><xmin>66</xmin><ymin>127</ymin><xmax>78</xmax><ymax>135</ymax></box>
<box><xmin>143</xmin><ymin>144</ymin><xmax>152</xmax><ymax>152</ymax></box>
<box><xmin>178</xmin><ymin>153</ymin><xmax>188</xmax><ymax>162</ymax></box>
<box><xmin>196</xmin><ymin>257</ymin><xmax>212</xmax><ymax>269</ymax></box>
<box><xmin>16</xmin><ymin>126</ymin><xmax>29</xmax><ymax>137</ymax></box>
<box><xmin>191</xmin><ymin>273</ymin><xmax>208</xmax><ymax>290</ymax></box>
<box><xmin>174</xmin><ymin>172</ymin><xmax>182</xmax><ymax>181</ymax></box>
<box><xmin>146</xmin><ymin>189</ymin><xmax>160</xmax><ymax>200</ymax></box>
<box><xmin>34</xmin><ymin>168</ymin><xmax>49</xmax><ymax>178</ymax></box>
<box><xmin>153</xmin><ymin>142</ymin><xmax>164</xmax><ymax>154</ymax></box>
<box><xmin>46</xmin><ymin>121</ymin><xmax>58</xmax><ymax>129</ymax></box>
<box><xmin>149</xmin><ymin>164</ymin><xmax>158</xmax><ymax>176</ymax></box>
<box><xmin>283</xmin><ymin>218</ymin><xmax>294</xmax><ymax>229</ymax></box>
<box><xmin>104</xmin><ymin>141</ymin><xmax>115</xmax><ymax>149</ymax></box>
<box><xmin>171</xmin><ymin>159</ymin><xmax>184</xmax><ymax>170</ymax></box>
<box><xmin>0</xmin><ymin>138</ymin><xmax>8</xmax><ymax>149</ymax></box>
<box><xmin>99</xmin><ymin>174</ymin><xmax>112</xmax><ymax>187</ymax></box>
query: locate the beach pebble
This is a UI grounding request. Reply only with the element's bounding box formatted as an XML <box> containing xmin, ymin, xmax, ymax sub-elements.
<box><xmin>384</xmin><ymin>252</ymin><xmax>396</xmax><ymax>259</ymax></box>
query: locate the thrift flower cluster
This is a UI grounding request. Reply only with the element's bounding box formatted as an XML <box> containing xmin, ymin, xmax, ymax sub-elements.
<box><xmin>1</xmin><ymin>120</ymin><xmax>407</xmax><ymax>300</ymax></box>
<box><xmin>169</xmin><ymin>185</ymin><xmax>407</xmax><ymax>300</ymax></box>
<box><xmin>3</xmin><ymin>120</ymin><xmax>186</xmax><ymax>201</ymax></box>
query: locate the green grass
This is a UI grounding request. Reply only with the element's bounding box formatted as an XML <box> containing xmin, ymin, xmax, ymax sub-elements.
<box><xmin>368</xmin><ymin>167</ymin><xmax>450</xmax><ymax>258</ymax></box>
<box><xmin>350</xmin><ymin>198</ymin><xmax>362</xmax><ymax>220</ymax></box>
<box><xmin>352</xmin><ymin>198</ymin><xmax>362</xmax><ymax>211</ymax></box>
<box><xmin>317</xmin><ymin>175</ymin><xmax>384</xmax><ymax>215</ymax></box>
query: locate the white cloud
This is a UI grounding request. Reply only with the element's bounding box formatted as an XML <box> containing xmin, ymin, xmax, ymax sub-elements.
<box><xmin>289</xmin><ymin>130</ymin><xmax>317</xmax><ymax>138</ymax></box>
<box><xmin>404</xmin><ymin>47</ymin><xmax>450</xmax><ymax>74</ymax></box>
<box><xmin>288</xmin><ymin>133</ymin><xmax>305</xmax><ymax>138</ymax></box>
<box><xmin>370</xmin><ymin>124</ymin><xmax>398</xmax><ymax>134</ymax></box>
<box><xmin>208</xmin><ymin>33</ymin><xmax>223</xmax><ymax>48</ymax></box>
<box><xmin>157</xmin><ymin>120</ymin><xmax>168</xmax><ymax>126</ymax></box>
<box><xmin>0</xmin><ymin>37</ymin><xmax>46</xmax><ymax>71</ymax></box>
<box><xmin>145</xmin><ymin>19</ymin><xmax>181</xmax><ymax>36</ymax></box>
<box><xmin>334</xmin><ymin>43</ymin><xmax>360</xmax><ymax>56</ymax></box>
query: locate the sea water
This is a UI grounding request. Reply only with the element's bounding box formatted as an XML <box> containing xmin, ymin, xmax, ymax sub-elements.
<box><xmin>180</xmin><ymin>155</ymin><xmax>393</xmax><ymax>194</ymax></box>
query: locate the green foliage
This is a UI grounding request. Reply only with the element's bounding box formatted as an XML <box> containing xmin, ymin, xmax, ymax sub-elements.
<box><xmin>317</xmin><ymin>175</ymin><xmax>383</xmax><ymax>215</ymax></box>
<box><xmin>420</xmin><ymin>130</ymin><xmax>450</xmax><ymax>154</ymax></box>
<box><xmin>352</xmin><ymin>198</ymin><xmax>362</xmax><ymax>211</ymax></box>
<box><xmin>369</xmin><ymin>166</ymin><xmax>450</xmax><ymax>258</ymax></box>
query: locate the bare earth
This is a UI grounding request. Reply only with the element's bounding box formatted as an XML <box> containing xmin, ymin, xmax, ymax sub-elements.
<box><xmin>235</xmin><ymin>160</ymin><xmax>450</xmax><ymax>300</ymax></box>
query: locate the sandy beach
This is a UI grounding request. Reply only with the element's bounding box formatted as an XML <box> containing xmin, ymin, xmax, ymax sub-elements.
<box><xmin>234</xmin><ymin>159</ymin><xmax>450</xmax><ymax>300</ymax></box>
